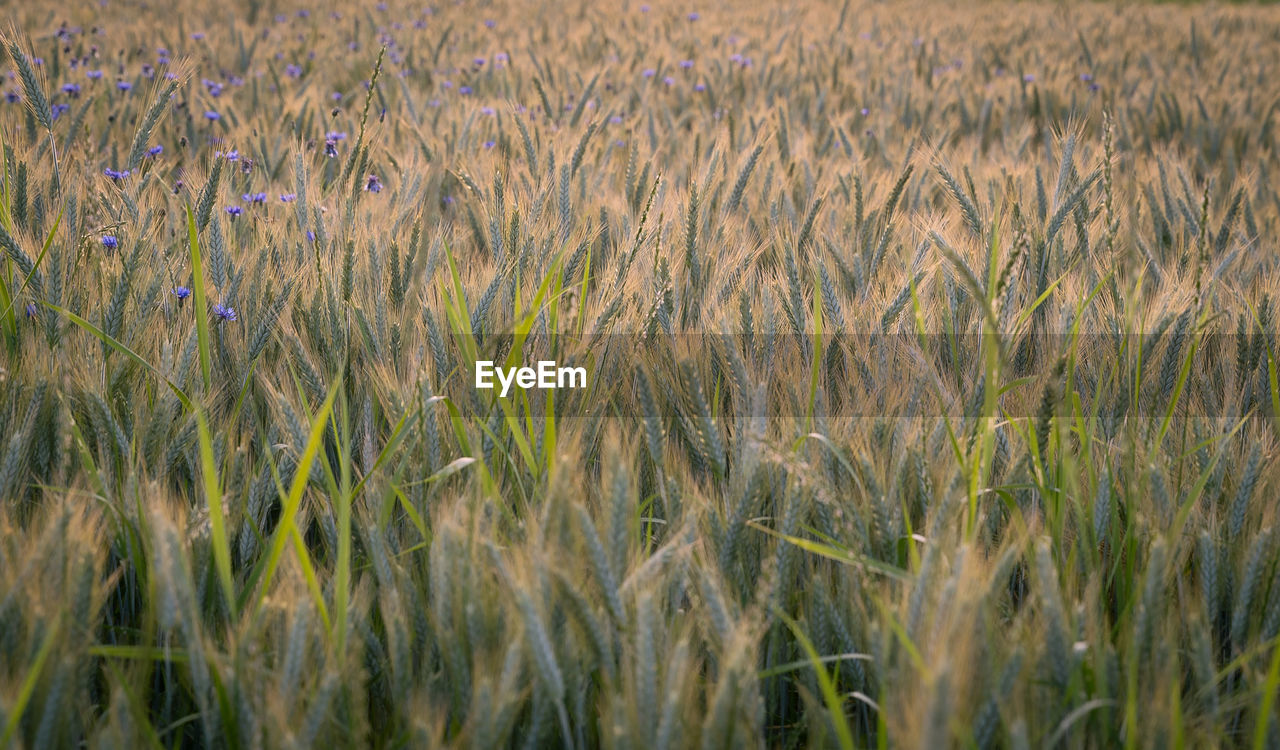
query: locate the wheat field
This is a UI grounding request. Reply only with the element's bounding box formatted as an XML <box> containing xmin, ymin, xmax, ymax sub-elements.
<box><xmin>1</xmin><ymin>0</ymin><xmax>1279</xmax><ymax>747</ymax></box>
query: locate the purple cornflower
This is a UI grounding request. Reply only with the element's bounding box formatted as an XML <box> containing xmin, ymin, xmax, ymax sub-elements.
<box><xmin>52</xmin><ymin>103</ymin><xmax>69</xmax><ymax>119</ymax></box>
<box><xmin>484</xmin><ymin>19</ymin><xmax>496</xmax><ymax>28</ymax></box>
<box><xmin>86</xmin><ymin>69</ymin><xmax>103</xmax><ymax>80</ymax></box>
<box><xmin>222</xmin><ymin>149</ymin><xmax>240</xmax><ymax>161</ymax></box>
<box><xmin>663</xmin><ymin>76</ymin><xmax>675</xmax><ymax>86</ymax></box>
<box><xmin>3</xmin><ymin>91</ymin><xmax>18</xmax><ymax>104</ymax></box>
<box><xmin>610</xmin><ymin>114</ymin><xmax>623</xmax><ymax>124</ymax></box>
<box><xmin>473</xmin><ymin>57</ymin><xmax>486</xmax><ymax>67</ymax></box>
<box><xmin>172</xmin><ymin>286</ymin><xmax>191</xmax><ymax>300</ymax></box>
<box><xmin>694</xmin><ymin>83</ymin><xmax>706</xmax><ymax>92</ymax></box>
<box><xmin>203</xmin><ymin>78</ymin><xmax>224</xmax><ymax>96</ymax></box>
<box><xmin>103</xmin><ymin>167</ymin><xmax>131</xmax><ymax>181</ymax></box>
<box><xmin>61</xmin><ymin>83</ymin><xmax>81</xmax><ymax>97</ymax></box>
<box><xmin>280</xmin><ymin>193</ymin><xmax>297</xmax><ymax>202</ymax></box>
<box><xmin>324</xmin><ymin>139</ymin><xmax>338</xmax><ymax>158</ymax></box>
<box><xmin>365</xmin><ymin>174</ymin><xmax>383</xmax><ymax>192</ymax></box>
<box><xmin>243</xmin><ymin>192</ymin><xmax>267</xmax><ymax>204</ymax></box>
<box><xmin>192</xmin><ymin>32</ymin><xmax>206</xmax><ymax>40</ymax></box>
<box><xmin>1022</xmin><ymin>73</ymin><xmax>1035</xmax><ymax>82</ymax></box>
<box><xmin>306</xmin><ymin>230</ymin><xmax>316</xmax><ymax>242</ymax></box>
<box><xmin>687</xmin><ymin>11</ymin><xmax>700</xmax><ymax>21</ymax></box>
<box><xmin>226</xmin><ymin>205</ymin><xmax>243</xmax><ymax>217</ymax></box>
<box><xmin>860</xmin><ymin>107</ymin><xmax>869</xmax><ymax>116</ymax></box>
<box><xmin>1080</xmin><ymin>73</ymin><xmax>1093</xmax><ymax>82</ymax></box>
<box><xmin>213</xmin><ymin>304</ymin><xmax>237</xmax><ymax>322</ymax></box>
<box><xmin>101</xmin><ymin>235</ymin><xmax>119</xmax><ymax>249</ymax></box>
<box><xmin>679</xmin><ymin>60</ymin><xmax>693</xmax><ymax>69</ymax></box>
<box><xmin>325</xmin><ymin>131</ymin><xmax>347</xmax><ymax>141</ymax></box>
<box><xmin>483</xmin><ymin>140</ymin><xmax>495</xmax><ymax>149</ymax></box>
<box><xmin>147</xmin><ymin>144</ymin><xmax>163</xmax><ymax>157</ymax></box>
<box><xmin>25</xmin><ymin>302</ymin><xmax>36</xmax><ymax>319</ymax></box>
<box><xmin>481</xmin><ymin>106</ymin><xmax>496</xmax><ymax>115</ymax></box>
<box><xmin>459</xmin><ymin>85</ymin><xmax>472</xmax><ymax>95</ymax></box>
<box><xmin>643</xmin><ymin>69</ymin><xmax>655</xmax><ymax>78</ymax></box>
<box><xmin>286</xmin><ymin>64</ymin><xmax>302</xmax><ymax>78</ymax></box>
<box><xmin>205</xmin><ymin>110</ymin><xmax>221</xmax><ymax>121</ymax></box>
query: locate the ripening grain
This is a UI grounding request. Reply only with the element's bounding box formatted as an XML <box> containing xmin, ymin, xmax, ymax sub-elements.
<box><xmin>1</xmin><ymin>0</ymin><xmax>1279</xmax><ymax>747</ymax></box>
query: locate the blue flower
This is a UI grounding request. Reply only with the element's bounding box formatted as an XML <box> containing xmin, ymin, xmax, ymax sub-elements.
<box><xmin>325</xmin><ymin>131</ymin><xmax>347</xmax><ymax>141</ymax></box>
<box><xmin>484</xmin><ymin>19</ymin><xmax>496</xmax><ymax>28</ymax></box>
<box><xmin>3</xmin><ymin>91</ymin><xmax>18</xmax><ymax>103</ymax></box>
<box><xmin>25</xmin><ymin>303</ymin><xmax>37</xmax><ymax>318</ymax></box>
<box><xmin>483</xmin><ymin>140</ymin><xmax>495</xmax><ymax>149</ymax></box>
<box><xmin>286</xmin><ymin>64</ymin><xmax>302</xmax><ymax>78</ymax></box>
<box><xmin>148</xmin><ymin>144</ymin><xmax>163</xmax><ymax>157</ymax></box>
<box><xmin>172</xmin><ymin>286</ymin><xmax>191</xmax><ymax>300</ymax></box>
<box><xmin>205</xmin><ymin>110</ymin><xmax>221</xmax><ymax>121</ymax></box>
<box><xmin>86</xmin><ymin>69</ymin><xmax>103</xmax><ymax>80</ymax></box>
<box><xmin>306</xmin><ymin>230</ymin><xmax>316</xmax><ymax>242</ymax></box>
<box><xmin>643</xmin><ymin>69</ymin><xmax>655</xmax><ymax>78</ymax></box>
<box><xmin>687</xmin><ymin>11</ymin><xmax>700</xmax><ymax>21</ymax></box>
<box><xmin>459</xmin><ymin>85</ymin><xmax>472</xmax><ymax>95</ymax></box>
<box><xmin>365</xmin><ymin>174</ymin><xmax>384</xmax><ymax>192</ymax></box>
<box><xmin>324</xmin><ymin>140</ymin><xmax>338</xmax><ymax>158</ymax></box>
<box><xmin>280</xmin><ymin>193</ymin><xmax>297</xmax><ymax>202</ymax></box>
<box><xmin>213</xmin><ymin>304</ymin><xmax>237</xmax><ymax>322</ymax></box>
<box><xmin>101</xmin><ymin>235</ymin><xmax>119</xmax><ymax>249</ymax></box>
<box><xmin>474</xmin><ymin>57</ymin><xmax>486</xmax><ymax>67</ymax></box>
<box><xmin>117</xmin><ymin>80</ymin><xmax>132</xmax><ymax>91</ymax></box>
<box><xmin>226</xmin><ymin>205</ymin><xmax>243</xmax><ymax>217</ymax></box>
<box><xmin>679</xmin><ymin>60</ymin><xmax>693</xmax><ymax>69</ymax></box>
<box><xmin>103</xmin><ymin>168</ymin><xmax>131</xmax><ymax>181</ymax></box>
<box><xmin>61</xmin><ymin>83</ymin><xmax>81</xmax><ymax>97</ymax></box>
